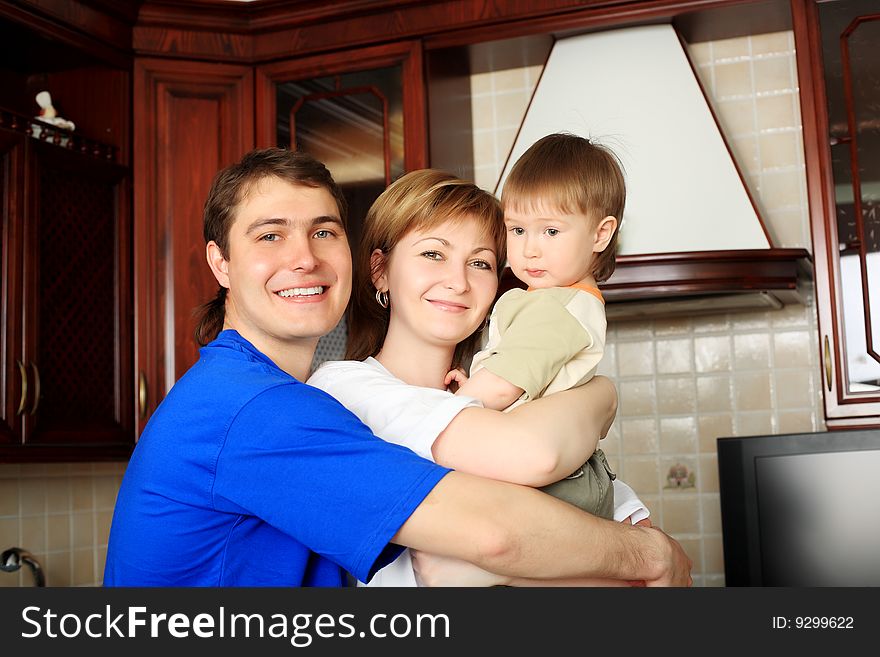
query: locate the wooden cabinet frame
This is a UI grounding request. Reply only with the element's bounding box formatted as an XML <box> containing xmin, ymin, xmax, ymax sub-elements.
<box><xmin>792</xmin><ymin>0</ymin><xmax>880</xmax><ymax>428</ymax></box>
<box><xmin>255</xmin><ymin>40</ymin><xmax>427</xmax><ymax>171</ymax></box>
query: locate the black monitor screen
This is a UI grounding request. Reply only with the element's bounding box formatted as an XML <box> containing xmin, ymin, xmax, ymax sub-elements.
<box><xmin>755</xmin><ymin>449</ymin><xmax>880</xmax><ymax>586</ymax></box>
<box><xmin>718</xmin><ymin>429</ymin><xmax>880</xmax><ymax>586</ymax></box>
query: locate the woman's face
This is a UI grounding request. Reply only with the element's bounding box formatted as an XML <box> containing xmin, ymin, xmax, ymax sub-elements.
<box><xmin>374</xmin><ymin>216</ymin><xmax>499</xmax><ymax>350</ymax></box>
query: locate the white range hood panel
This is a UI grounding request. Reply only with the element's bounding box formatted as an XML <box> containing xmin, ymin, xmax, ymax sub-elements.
<box><xmin>497</xmin><ymin>24</ymin><xmax>771</xmax><ymax>256</ymax></box>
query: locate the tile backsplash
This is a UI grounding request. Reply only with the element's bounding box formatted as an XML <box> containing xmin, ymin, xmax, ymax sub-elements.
<box><xmin>0</xmin><ymin>462</ymin><xmax>124</xmax><ymax>587</ymax></box>
<box><xmin>471</xmin><ymin>30</ymin><xmax>823</xmax><ymax>586</ymax></box>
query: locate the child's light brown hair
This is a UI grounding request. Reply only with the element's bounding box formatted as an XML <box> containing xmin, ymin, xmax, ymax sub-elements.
<box><xmin>501</xmin><ymin>133</ymin><xmax>625</xmax><ymax>282</ymax></box>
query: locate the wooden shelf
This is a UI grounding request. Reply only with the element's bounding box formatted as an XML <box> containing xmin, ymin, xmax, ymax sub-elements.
<box><xmin>0</xmin><ymin>107</ymin><xmax>117</xmax><ymax>162</ymax></box>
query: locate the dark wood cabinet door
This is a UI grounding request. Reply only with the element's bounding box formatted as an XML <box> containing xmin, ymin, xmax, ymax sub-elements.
<box><xmin>18</xmin><ymin>142</ymin><xmax>133</xmax><ymax>455</ymax></box>
<box><xmin>794</xmin><ymin>0</ymin><xmax>880</xmax><ymax>428</ymax></box>
<box><xmin>0</xmin><ymin>130</ymin><xmax>25</xmax><ymax>445</ymax></box>
<box><xmin>0</xmin><ymin>132</ymin><xmax>134</xmax><ymax>461</ymax></box>
<box><xmin>133</xmin><ymin>58</ymin><xmax>253</xmax><ymax>431</ymax></box>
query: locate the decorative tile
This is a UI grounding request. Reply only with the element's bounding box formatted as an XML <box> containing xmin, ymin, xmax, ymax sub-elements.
<box><xmin>664</xmin><ymin>462</ymin><xmax>696</xmax><ymax>490</ymax></box>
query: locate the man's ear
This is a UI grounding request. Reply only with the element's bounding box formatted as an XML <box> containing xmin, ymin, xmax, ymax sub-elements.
<box><xmin>370</xmin><ymin>248</ymin><xmax>388</xmax><ymax>291</ymax></box>
<box><xmin>593</xmin><ymin>216</ymin><xmax>618</xmax><ymax>253</ymax></box>
<box><xmin>206</xmin><ymin>241</ymin><xmax>231</xmax><ymax>289</ymax></box>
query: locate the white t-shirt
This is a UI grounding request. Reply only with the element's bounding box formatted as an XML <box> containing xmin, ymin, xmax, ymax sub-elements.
<box><xmin>308</xmin><ymin>357</ymin><xmax>649</xmax><ymax>586</ymax></box>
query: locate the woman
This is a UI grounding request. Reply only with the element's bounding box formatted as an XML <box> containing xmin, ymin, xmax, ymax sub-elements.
<box><xmin>308</xmin><ymin>169</ymin><xmax>649</xmax><ymax>586</ymax></box>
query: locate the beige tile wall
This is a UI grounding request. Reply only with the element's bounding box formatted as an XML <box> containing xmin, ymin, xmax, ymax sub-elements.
<box><xmin>471</xmin><ymin>31</ymin><xmax>825</xmax><ymax>586</ymax></box>
<box><xmin>0</xmin><ymin>462</ymin><xmax>125</xmax><ymax>587</ymax></box>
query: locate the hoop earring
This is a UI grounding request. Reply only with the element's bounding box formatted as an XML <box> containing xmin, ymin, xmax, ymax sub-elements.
<box><xmin>375</xmin><ymin>289</ymin><xmax>389</xmax><ymax>309</ymax></box>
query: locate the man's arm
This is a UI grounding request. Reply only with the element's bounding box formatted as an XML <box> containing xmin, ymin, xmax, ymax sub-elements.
<box><xmin>431</xmin><ymin>376</ymin><xmax>615</xmax><ymax>487</ymax></box>
<box><xmin>392</xmin><ymin>470</ymin><xmax>692</xmax><ymax>586</ymax></box>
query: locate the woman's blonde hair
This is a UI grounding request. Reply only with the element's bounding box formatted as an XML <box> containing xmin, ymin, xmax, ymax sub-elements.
<box><xmin>346</xmin><ymin>169</ymin><xmax>505</xmax><ymax>366</ymax></box>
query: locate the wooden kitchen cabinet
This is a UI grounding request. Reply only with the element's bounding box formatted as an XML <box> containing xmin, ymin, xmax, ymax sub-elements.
<box><xmin>133</xmin><ymin>58</ymin><xmax>253</xmax><ymax>433</ymax></box>
<box><xmin>793</xmin><ymin>0</ymin><xmax>880</xmax><ymax>428</ymax></box>
<box><xmin>0</xmin><ymin>6</ymin><xmax>135</xmax><ymax>461</ymax></box>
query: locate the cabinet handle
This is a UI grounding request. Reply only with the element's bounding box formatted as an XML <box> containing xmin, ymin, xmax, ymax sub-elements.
<box><xmin>29</xmin><ymin>362</ymin><xmax>41</xmax><ymax>415</ymax></box>
<box><xmin>823</xmin><ymin>335</ymin><xmax>832</xmax><ymax>392</ymax></box>
<box><xmin>139</xmin><ymin>371</ymin><xmax>148</xmax><ymax>420</ymax></box>
<box><xmin>16</xmin><ymin>361</ymin><xmax>28</xmax><ymax>416</ymax></box>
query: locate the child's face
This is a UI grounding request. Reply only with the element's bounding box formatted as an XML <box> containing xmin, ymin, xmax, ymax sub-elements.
<box><xmin>504</xmin><ymin>202</ymin><xmax>604</xmax><ymax>289</ymax></box>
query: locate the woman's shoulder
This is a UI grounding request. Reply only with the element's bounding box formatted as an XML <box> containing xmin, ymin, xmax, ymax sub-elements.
<box><xmin>307</xmin><ymin>357</ymin><xmax>390</xmax><ymax>390</ymax></box>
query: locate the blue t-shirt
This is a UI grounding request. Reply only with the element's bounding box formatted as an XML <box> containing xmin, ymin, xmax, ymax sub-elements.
<box><xmin>104</xmin><ymin>330</ymin><xmax>449</xmax><ymax>586</ymax></box>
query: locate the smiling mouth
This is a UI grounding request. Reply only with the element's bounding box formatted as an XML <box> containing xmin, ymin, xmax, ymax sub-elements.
<box><xmin>277</xmin><ymin>286</ymin><xmax>326</xmax><ymax>298</ymax></box>
<box><xmin>428</xmin><ymin>299</ymin><xmax>469</xmax><ymax>312</ymax></box>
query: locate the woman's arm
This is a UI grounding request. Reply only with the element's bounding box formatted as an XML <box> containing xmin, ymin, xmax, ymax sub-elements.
<box><xmin>431</xmin><ymin>375</ymin><xmax>617</xmax><ymax>487</ymax></box>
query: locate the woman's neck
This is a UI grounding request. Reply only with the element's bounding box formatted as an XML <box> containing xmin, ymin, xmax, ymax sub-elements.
<box><xmin>374</xmin><ymin>328</ymin><xmax>455</xmax><ymax>390</ymax></box>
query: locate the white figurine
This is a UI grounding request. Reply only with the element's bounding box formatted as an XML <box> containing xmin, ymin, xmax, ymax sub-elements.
<box><xmin>35</xmin><ymin>91</ymin><xmax>76</xmax><ymax>131</ymax></box>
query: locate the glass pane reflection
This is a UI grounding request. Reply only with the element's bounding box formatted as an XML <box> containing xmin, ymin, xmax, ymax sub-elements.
<box><xmin>276</xmin><ymin>66</ymin><xmax>405</xmax><ymax>371</ymax></box>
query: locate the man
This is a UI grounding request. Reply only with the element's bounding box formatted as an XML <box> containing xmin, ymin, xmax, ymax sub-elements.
<box><xmin>104</xmin><ymin>147</ymin><xmax>691</xmax><ymax>587</ymax></box>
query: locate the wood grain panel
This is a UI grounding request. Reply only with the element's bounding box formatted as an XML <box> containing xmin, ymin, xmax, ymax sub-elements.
<box><xmin>134</xmin><ymin>58</ymin><xmax>253</xmax><ymax>430</ymax></box>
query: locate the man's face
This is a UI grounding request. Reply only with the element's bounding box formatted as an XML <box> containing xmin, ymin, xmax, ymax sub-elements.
<box><xmin>208</xmin><ymin>177</ymin><xmax>352</xmax><ymax>358</ymax></box>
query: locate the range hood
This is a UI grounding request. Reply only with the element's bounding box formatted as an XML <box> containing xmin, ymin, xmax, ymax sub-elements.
<box><xmin>495</xmin><ymin>24</ymin><xmax>810</xmax><ymax>320</ymax></box>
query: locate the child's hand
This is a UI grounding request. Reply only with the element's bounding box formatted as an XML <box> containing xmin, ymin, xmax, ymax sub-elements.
<box><xmin>444</xmin><ymin>368</ymin><xmax>469</xmax><ymax>393</ymax></box>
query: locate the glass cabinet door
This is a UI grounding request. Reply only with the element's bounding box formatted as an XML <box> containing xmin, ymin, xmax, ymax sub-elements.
<box><xmin>257</xmin><ymin>41</ymin><xmax>425</xmax><ymax>250</ymax></box>
<box><xmin>275</xmin><ymin>66</ymin><xmax>405</xmax><ymax>250</ymax></box>
<box><xmin>256</xmin><ymin>42</ymin><xmax>427</xmax><ymax>368</ymax></box>
<box><xmin>819</xmin><ymin>0</ymin><xmax>880</xmax><ymax>397</ymax></box>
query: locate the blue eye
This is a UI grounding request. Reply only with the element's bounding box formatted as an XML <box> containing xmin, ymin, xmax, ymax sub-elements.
<box><xmin>260</xmin><ymin>233</ymin><xmax>280</xmax><ymax>242</ymax></box>
<box><xmin>314</xmin><ymin>229</ymin><xmax>333</xmax><ymax>239</ymax></box>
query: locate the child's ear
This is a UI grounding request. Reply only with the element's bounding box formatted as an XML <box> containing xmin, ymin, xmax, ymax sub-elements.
<box><xmin>206</xmin><ymin>241</ymin><xmax>230</xmax><ymax>289</ymax></box>
<box><xmin>593</xmin><ymin>216</ymin><xmax>618</xmax><ymax>253</ymax></box>
<box><xmin>370</xmin><ymin>248</ymin><xmax>389</xmax><ymax>292</ymax></box>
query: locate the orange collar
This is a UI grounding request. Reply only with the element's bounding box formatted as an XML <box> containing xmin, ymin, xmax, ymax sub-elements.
<box><xmin>526</xmin><ymin>283</ymin><xmax>604</xmax><ymax>304</ymax></box>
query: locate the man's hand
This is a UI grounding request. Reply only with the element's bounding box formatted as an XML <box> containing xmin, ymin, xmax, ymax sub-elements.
<box><xmin>640</xmin><ymin>526</ymin><xmax>693</xmax><ymax>587</ymax></box>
